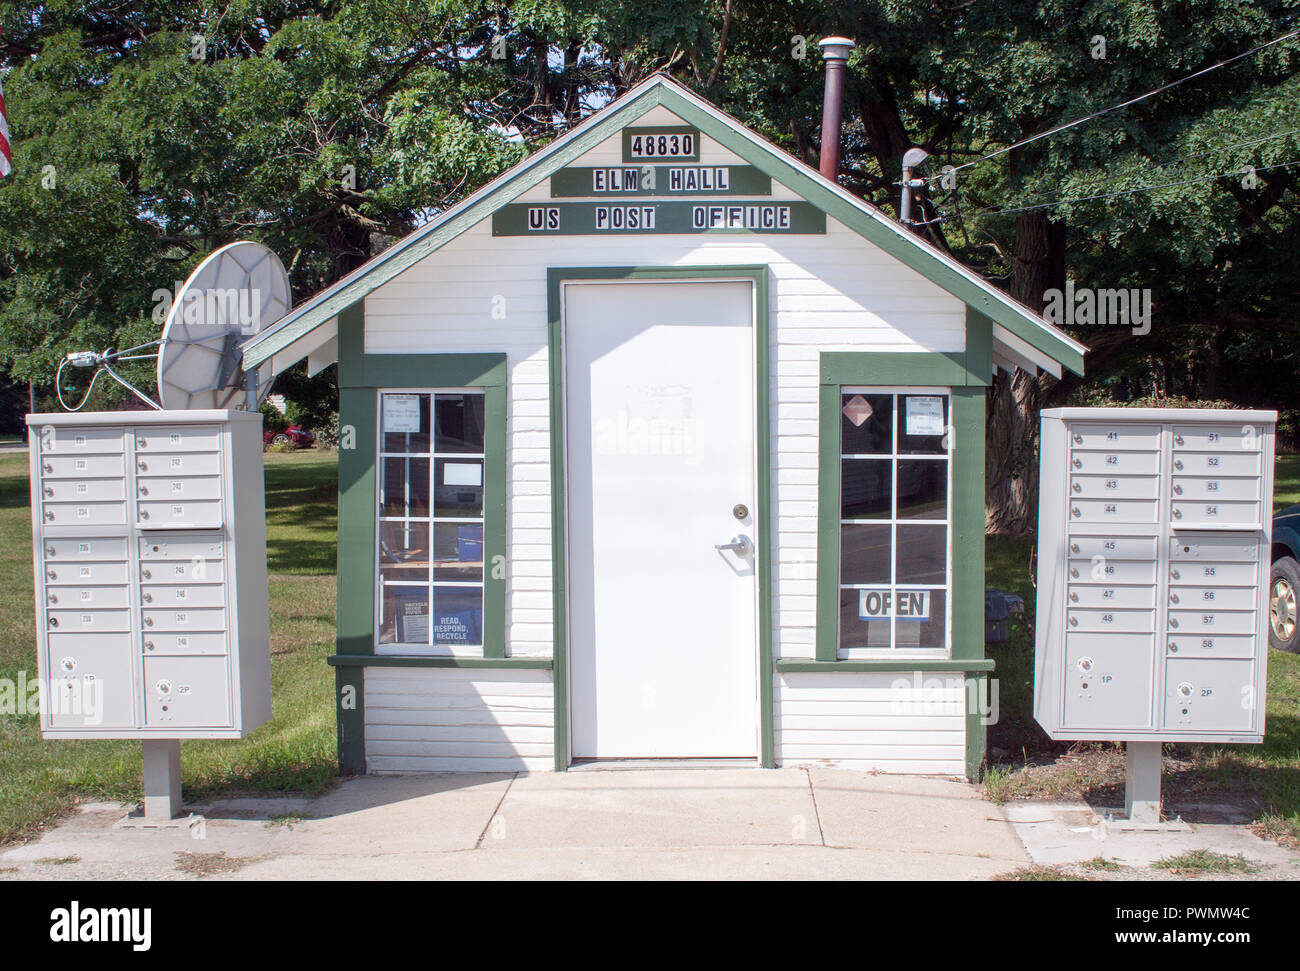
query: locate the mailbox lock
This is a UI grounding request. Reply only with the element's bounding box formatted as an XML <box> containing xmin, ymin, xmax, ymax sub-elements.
<box><xmin>1177</xmin><ymin>682</ymin><xmax>1193</xmax><ymax>698</ymax></box>
<box><xmin>44</xmin><ymin>511</ymin><xmax>54</xmax><ymax>521</ymax></box>
<box><xmin>1173</xmin><ymin>509</ymin><xmax>1182</xmax><ymax>520</ymax></box>
<box><xmin>1068</xmin><ymin>616</ymin><xmax>1078</xmax><ymax>627</ymax></box>
<box><xmin>137</xmin><ymin>438</ymin><xmax>147</xmax><ymax>448</ymax></box>
<box><xmin>48</xmin><ymin>593</ymin><xmax>57</xmax><ymax>604</ymax></box>
<box><xmin>48</xmin><ymin>617</ymin><xmax>58</xmax><ymax>628</ymax></box>
<box><xmin>1076</xmin><ymin>657</ymin><xmax>1094</xmax><ymax>672</ymax></box>
<box><xmin>155</xmin><ymin>680</ymin><xmax>172</xmax><ymax>696</ymax></box>
<box><xmin>138</xmin><ymin>461</ymin><xmax>148</xmax><ymax>471</ymax></box>
<box><xmin>1174</xmin><ymin>460</ymin><xmax>1183</xmax><ymax>470</ymax></box>
<box><xmin>1069</xmin><ymin>592</ymin><xmax>1078</xmax><ymax>602</ymax></box>
<box><xmin>1071</xmin><ymin>458</ymin><xmax>1081</xmax><ymax>468</ymax></box>
<box><xmin>1071</xmin><ymin>483</ymin><xmax>1081</xmax><ymax>493</ymax></box>
<box><xmin>139</xmin><ymin>485</ymin><xmax>149</xmax><ymax>496</ymax></box>
<box><xmin>142</xmin><ymin>569</ymin><xmax>152</xmax><ymax>580</ymax></box>
<box><xmin>1169</xmin><ymin>642</ymin><xmax>1178</xmax><ymax>652</ymax></box>
<box><xmin>43</xmin><ymin>487</ymin><xmax>53</xmax><ymax>497</ymax></box>
<box><xmin>47</xmin><ymin>570</ymin><xmax>56</xmax><ymax>580</ymax></box>
<box><xmin>1170</xmin><ymin>593</ymin><xmax>1180</xmax><ymax>604</ymax></box>
<box><xmin>1069</xmin><ymin>568</ymin><xmax>1079</xmax><ymax>578</ymax></box>
<box><xmin>1072</xmin><ymin>433</ymin><xmax>1082</xmax><ymax>444</ymax></box>
<box><xmin>1173</xmin><ymin>485</ymin><xmax>1182</xmax><ymax>495</ymax></box>
<box><xmin>42</xmin><ymin>463</ymin><xmax>52</xmax><ymax>473</ymax></box>
<box><xmin>140</xmin><ymin>510</ymin><xmax>150</xmax><ymax>520</ymax></box>
<box><xmin>1174</xmin><ymin>435</ymin><xmax>1184</xmax><ymax>445</ymax></box>
<box><xmin>1070</xmin><ymin>507</ymin><xmax>1080</xmax><ymax>518</ymax></box>
<box><xmin>45</xmin><ymin>546</ymin><xmax>55</xmax><ymax>557</ymax></box>
<box><xmin>143</xmin><ymin>593</ymin><xmax>153</xmax><ymax>603</ymax></box>
<box><xmin>1070</xmin><ymin>543</ymin><xmax>1080</xmax><ymax>554</ymax></box>
<box><xmin>1169</xmin><ymin>618</ymin><xmax>1180</xmax><ymax>628</ymax></box>
<box><xmin>144</xmin><ymin>617</ymin><xmax>154</xmax><ymax>628</ymax></box>
<box><xmin>1170</xmin><ymin>569</ymin><xmax>1180</xmax><ymax>580</ymax></box>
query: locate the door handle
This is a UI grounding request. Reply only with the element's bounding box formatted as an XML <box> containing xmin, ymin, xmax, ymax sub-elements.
<box><xmin>715</xmin><ymin>535</ymin><xmax>753</xmax><ymax>556</ymax></box>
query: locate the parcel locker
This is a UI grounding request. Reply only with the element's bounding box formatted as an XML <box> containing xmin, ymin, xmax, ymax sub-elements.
<box><xmin>1035</xmin><ymin>407</ymin><xmax>1274</xmax><ymax>743</ymax></box>
<box><xmin>27</xmin><ymin>410</ymin><xmax>270</xmax><ymax>740</ymax></box>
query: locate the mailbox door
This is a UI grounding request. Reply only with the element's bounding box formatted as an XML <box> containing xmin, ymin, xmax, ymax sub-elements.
<box><xmin>1062</xmin><ymin>635</ymin><xmax>1154</xmax><ymax>730</ymax></box>
<box><xmin>1163</xmin><ymin>658</ymin><xmax>1256</xmax><ymax>732</ymax></box>
<box><xmin>143</xmin><ymin>656</ymin><xmax>232</xmax><ymax>728</ymax></box>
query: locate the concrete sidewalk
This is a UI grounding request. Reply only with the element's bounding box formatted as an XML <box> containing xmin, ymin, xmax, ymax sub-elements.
<box><xmin>0</xmin><ymin>767</ymin><xmax>1030</xmax><ymax>880</ymax></box>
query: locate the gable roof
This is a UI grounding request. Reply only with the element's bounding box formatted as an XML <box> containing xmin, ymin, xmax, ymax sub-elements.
<box><xmin>241</xmin><ymin>73</ymin><xmax>1086</xmax><ymax>377</ymax></box>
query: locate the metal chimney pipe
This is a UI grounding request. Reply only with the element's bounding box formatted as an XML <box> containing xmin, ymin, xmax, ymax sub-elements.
<box><xmin>818</xmin><ymin>37</ymin><xmax>855</xmax><ymax>181</ymax></box>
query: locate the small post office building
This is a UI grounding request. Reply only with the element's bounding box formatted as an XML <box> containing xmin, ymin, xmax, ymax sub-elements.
<box><xmin>241</xmin><ymin>74</ymin><xmax>1086</xmax><ymax>779</ymax></box>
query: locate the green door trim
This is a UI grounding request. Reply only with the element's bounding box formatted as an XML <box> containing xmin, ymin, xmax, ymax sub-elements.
<box><xmin>547</xmin><ymin>265</ymin><xmax>774</xmax><ymax>770</ymax></box>
<box><xmin>811</xmin><ymin>310</ymin><xmax>991</xmax><ymax>780</ymax></box>
<box><xmin>333</xmin><ymin>301</ymin><xmax>509</xmax><ymax>772</ymax></box>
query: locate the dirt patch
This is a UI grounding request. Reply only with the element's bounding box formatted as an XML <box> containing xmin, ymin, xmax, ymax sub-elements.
<box><xmin>173</xmin><ymin>851</ymin><xmax>265</xmax><ymax>878</ymax></box>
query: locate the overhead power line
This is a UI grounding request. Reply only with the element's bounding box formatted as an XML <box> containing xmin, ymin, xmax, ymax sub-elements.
<box><xmin>926</xmin><ymin>26</ymin><xmax>1300</xmax><ymax>183</ymax></box>
<box><xmin>960</xmin><ymin>156</ymin><xmax>1300</xmax><ymax>219</ymax></box>
<box><xmin>951</xmin><ymin>123</ymin><xmax>1300</xmax><ymax>214</ymax></box>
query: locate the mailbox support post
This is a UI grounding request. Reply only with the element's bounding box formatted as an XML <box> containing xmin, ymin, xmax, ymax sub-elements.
<box><xmin>142</xmin><ymin>739</ymin><xmax>183</xmax><ymax>820</ymax></box>
<box><xmin>1124</xmin><ymin>741</ymin><xmax>1162</xmax><ymax>824</ymax></box>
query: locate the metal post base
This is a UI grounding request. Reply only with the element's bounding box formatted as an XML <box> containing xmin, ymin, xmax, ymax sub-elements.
<box><xmin>1123</xmin><ymin>741</ymin><xmax>1162</xmax><ymax>824</ymax></box>
<box><xmin>141</xmin><ymin>739</ymin><xmax>183</xmax><ymax>820</ymax></box>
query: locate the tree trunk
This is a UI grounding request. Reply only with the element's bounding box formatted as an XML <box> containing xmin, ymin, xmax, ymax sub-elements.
<box><xmin>984</xmin><ymin>208</ymin><xmax>1062</xmax><ymax>535</ymax></box>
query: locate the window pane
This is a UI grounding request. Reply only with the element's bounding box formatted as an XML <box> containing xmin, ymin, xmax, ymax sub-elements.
<box><xmin>434</xmin><ymin>458</ymin><xmax>484</xmax><ymax>517</ymax></box>
<box><xmin>379</xmin><ymin>521</ymin><xmax>430</xmax><ymax>582</ymax></box>
<box><xmin>432</xmin><ymin>522</ymin><xmax>484</xmax><ymax>581</ymax></box>
<box><xmin>381</xmin><ymin>457</ymin><xmax>430</xmax><ymax>517</ymax></box>
<box><xmin>897</xmin><ymin>460</ymin><xmax>947</xmax><ymax>520</ymax></box>
<box><xmin>380</xmin><ymin>585</ymin><xmax>430</xmax><ymax>645</ymax></box>
<box><xmin>435</xmin><ymin>393</ymin><xmax>486</xmax><ymax>453</ymax></box>
<box><xmin>840</xmin><ymin>523</ymin><xmax>891</xmax><ymax>584</ymax></box>
<box><xmin>841</xmin><ymin>459</ymin><xmax>891</xmax><ymax>519</ymax></box>
<box><xmin>899</xmin><ymin>395</ymin><xmax>948</xmax><ymax>454</ymax></box>
<box><xmin>432</xmin><ymin>585</ymin><xmax>483</xmax><ymax>646</ymax></box>
<box><xmin>896</xmin><ymin>524</ymin><xmax>947</xmax><ymax>584</ymax></box>
<box><xmin>893</xmin><ymin>589</ymin><xmax>946</xmax><ymax>649</ymax></box>
<box><xmin>841</xmin><ymin>393</ymin><xmax>892</xmax><ymax>454</ymax></box>
<box><xmin>839</xmin><ymin>589</ymin><xmax>891</xmax><ymax>649</ymax></box>
<box><xmin>382</xmin><ymin>393</ymin><xmax>431</xmax><ymax>453</ymax></box>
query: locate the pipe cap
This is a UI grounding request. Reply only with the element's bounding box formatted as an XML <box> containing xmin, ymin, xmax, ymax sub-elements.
<box><xmin>819</xmin><ymin>37</ymin><xmax>855</xmax><ymax>61</ymax></box>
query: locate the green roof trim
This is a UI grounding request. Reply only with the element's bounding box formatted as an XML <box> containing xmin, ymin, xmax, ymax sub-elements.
<box><xmin>242</xmin><ymin>75</ymin><xmax>1085</xmax><ymax>376</ymax></box>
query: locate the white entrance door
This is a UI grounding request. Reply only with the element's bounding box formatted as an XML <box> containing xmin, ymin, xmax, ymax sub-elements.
<box><xmin>565</xmin><ymin>280</ymin><xmax>758</xmax><ymax>759</ymax></box>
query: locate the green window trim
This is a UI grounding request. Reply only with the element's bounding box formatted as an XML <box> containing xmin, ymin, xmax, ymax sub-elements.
<box><xmin>547</xmin><ymin>265</ymin><xmax>774</xmax><ymax>771</ymax></box>
<box><xmin>812</xmin><ymin>317</ymin><xmax>991</xmax><ymax>781</ymax></box>
<box><xmin>334</xmin><ymin>301</ymin><xmax>508</xmax><ymax>771</ymax></box>
<box><xmin>327</xmin><ymin>654</ymin><xmax>552</xmax><ymax>670</ymax></box>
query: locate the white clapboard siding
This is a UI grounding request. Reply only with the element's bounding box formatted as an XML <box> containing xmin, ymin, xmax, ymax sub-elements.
<box><xmin>364</xmin><ymin>109</ymin><xmax>966</xmax><ymax>670</ymax></box>
<box><xmin>775</xmin><ymin>672</ymin><xmax>967</xmax><ymax>775</ymax></box>
<box><xmin>364</xmin><ymin>667</ymin><xmax>554</xmax><ymax>773</ymax></box>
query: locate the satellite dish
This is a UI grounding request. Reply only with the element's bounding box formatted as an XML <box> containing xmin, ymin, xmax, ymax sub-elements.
<box><xmin>157</xmin><ymin>241</ymin><xmax>292</xmax><ymax>411</ymax></box>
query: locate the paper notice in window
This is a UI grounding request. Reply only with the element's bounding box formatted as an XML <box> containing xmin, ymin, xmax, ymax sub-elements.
<box><xmin>905</xmin><ymin>396</ymin><xmax>944</xmax><ymax>436</ymax></box>
<box><xmin>383</xmin><ymin>394</ymin><xmax>421</xmax><ymax>433</ymax></box>
<box><xmin>443</xmin><ymin>463</ymin><xmax>483</xmax><ymax>486</ymax></box>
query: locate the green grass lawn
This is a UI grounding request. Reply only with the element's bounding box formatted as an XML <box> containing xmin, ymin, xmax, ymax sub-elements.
<box><xmin>0</xmin><ymin>449</ymin><xmax>339</xmax><ymax>845</ymax></box>
<box><xmin>984</xmin><ymin>456</ymin><xmax>1300</xmax><ymax>841</ymax></box>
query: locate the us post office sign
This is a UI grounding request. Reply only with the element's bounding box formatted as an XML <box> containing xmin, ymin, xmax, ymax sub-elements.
<box><xmin>491</xmin><ymin>201</ymin><xmax>826</xmax><ymax>236</ymax></box>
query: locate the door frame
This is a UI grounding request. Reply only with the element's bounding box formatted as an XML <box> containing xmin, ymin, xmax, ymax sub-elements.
<box><xmin>547</xmin><ymin>266</ymin><xmax>773</xmax><ymax>769</ymax></box>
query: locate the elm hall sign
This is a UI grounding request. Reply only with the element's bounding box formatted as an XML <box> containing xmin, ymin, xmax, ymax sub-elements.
<box><xmin>493</xmin><ymin>124</ymin><xmax>827</xmax><ymax>236</ymax></box>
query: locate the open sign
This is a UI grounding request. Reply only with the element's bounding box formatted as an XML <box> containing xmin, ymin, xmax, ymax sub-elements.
<box><xmin>859</xmin><ymin>589</ymin><xmax>930</xmax><ymax>621</ymax></box>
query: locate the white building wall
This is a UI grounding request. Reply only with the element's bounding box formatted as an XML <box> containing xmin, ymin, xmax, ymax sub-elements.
<box><xmin>364</xmin><ymin>667</ymin><xmax>553</xmax><ymax>773</ymax></box>
<box><xmin>361</xmin><ymin>104</ymin><xmax>969</xmax><ymax>773</ymax></box>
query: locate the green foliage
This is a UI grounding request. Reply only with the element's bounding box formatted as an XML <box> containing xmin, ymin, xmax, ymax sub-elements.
<box><xmin>2</xmin><ymin>1</ymin><xmax>1298</xmax><ymax>423</ymax></box>
<box><xmin>259</xmin><ymin>401</ymin><xmax>289</xmax><ymax>434</ymax></box>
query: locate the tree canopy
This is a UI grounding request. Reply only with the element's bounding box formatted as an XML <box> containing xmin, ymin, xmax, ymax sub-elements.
<box><xmin>2</xmin><ymin>1</ymin><xmax>1298</xmax><ymax>526</ymax></box>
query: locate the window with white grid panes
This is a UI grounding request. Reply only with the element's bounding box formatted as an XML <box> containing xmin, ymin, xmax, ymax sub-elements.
<box><xmin>376</xmin><ymin>390</ymin><xmax>487</xmax><ymax>653</ymax></box>
<box><xmin>838</xmin><ymin>389</ymin><xmax>952</xmax><ymax>655</ymax></box>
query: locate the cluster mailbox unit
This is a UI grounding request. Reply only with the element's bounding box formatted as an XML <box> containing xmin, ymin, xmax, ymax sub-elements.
<box><xmin>1034</xmin><ymin>407</ymin><xmax>1276</xmax><ymax>819</ymax></box>
<box><xmin>27</xmin><ymin>410</ymin><xmax>271</xmax><ymax>815</ymax></box>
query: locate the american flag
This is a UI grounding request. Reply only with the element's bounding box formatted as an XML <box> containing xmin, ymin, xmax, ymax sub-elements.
<box><xmin>0</xmin><ymin>30</ymin><xmax>10</xmax><ymax>177</ymax></box>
